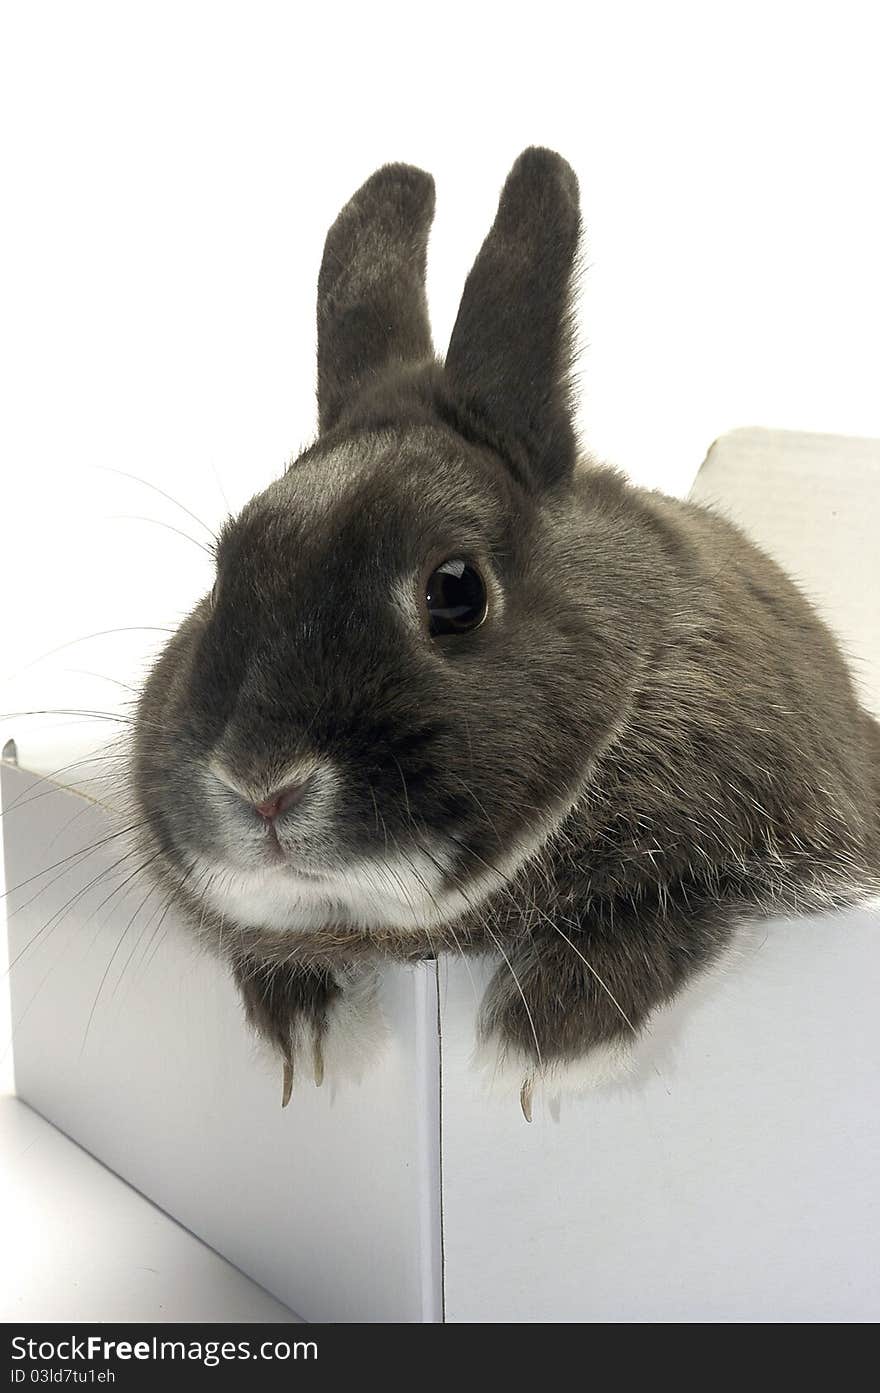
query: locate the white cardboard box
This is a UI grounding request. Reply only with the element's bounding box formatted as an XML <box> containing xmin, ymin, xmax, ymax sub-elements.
<box><xmin>3</xmin><ymin>428</ymin><xmax>879</xmax><ymax>1322</ymax></box>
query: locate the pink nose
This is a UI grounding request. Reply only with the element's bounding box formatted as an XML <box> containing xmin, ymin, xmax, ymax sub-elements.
<box><xmin>253</xmin><ymin>782</ymin><xmax>308</xmax><ymax>821</ymax></box>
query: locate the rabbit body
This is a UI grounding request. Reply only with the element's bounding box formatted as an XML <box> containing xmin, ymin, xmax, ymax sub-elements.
<box><xmin>133</xmin><ymin>151</ymin><xmax>880</xmax><ymax>1098</ymax></box>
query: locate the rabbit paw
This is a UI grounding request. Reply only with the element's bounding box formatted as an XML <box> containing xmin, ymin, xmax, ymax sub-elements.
<box><xmin>234</xmin><ymin>958</ymin><xmax>388</xmax><ymax>1102</ymax></box>
<box><xmin>476</xmin><ymin>1031</ymin><xmax>633</xmax><ymax>1119</ymax></box>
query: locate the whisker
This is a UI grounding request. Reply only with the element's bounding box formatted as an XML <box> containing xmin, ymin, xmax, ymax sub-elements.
<box><xmin>79</xmin><ymin>850</ymin><xmax>166</xmax><ymax>1054</ymax></box>
<box><xmin>445</xmin><ymin>830</ymin><xmax>639</xmax><ymax>1040</ymax></box>
<box><xmin>549</xmin><ymin>918</ymin><xmax>639</xmax><ymax>1036</ymax></box>
<box><xmin>0</xmin><ymin>850</ymin><xmax>156</xmax><ymax>1058</ymax></box>
<box><xmin>4</xmin><ymin>842</ymin><xmax>146</xmax><ymax>981</ymax></box>
<box><xmin>209</xmin><ymin>459</ymin><xmax>233</xmax><ymax>518</ymax></box>
<box><xmin>0</xmin><ymin>708</ymin><xmax>136</xmax><ymax>724</ymax></box>
<box><xmin>138</xmin><ymin>861</ymin><xmax>201</xmax><ymax>979</ymax></box>
<box><xmin>0</xmin><ymin>819</ymin><xmax>149</xmax><ymax>904</ymax></box>
<box><xmin>415</xmin><ymin>834</ymin><xmax>543</xmax><ymax>1070</ymax></box>
<box><xmin>93</xmin><ymin>464</ymin><xmax>220</xmax><ymax>542</ymax></box>
<box><xmin>107</xmin><ymin>514</ymin><xmax>216</xmax><ymax>558</ymax></box>
<box><xmin>62</xmin><ymin>669</ymin><xmax>142</xmax><ymax>695</ymax></box>
<box><xmin>6</xmin><ymin>627</ymin><xmax>176</xmax><ymax>679</ymax></box>
<box><xmin>104</xmin><ymin>877</ymin><xmax>169</xmax><ymax>1024</ymax></box>
<box><xmin>0</xmin><ymin>752</ymin><xmax>130</xmax><ymax>820</ymax></box>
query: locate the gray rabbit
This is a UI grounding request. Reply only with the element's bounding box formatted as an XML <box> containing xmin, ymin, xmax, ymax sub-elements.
<box><xmin>133</xmin><ymin>149</ymin><xmax>880</xmax><ymax>1110</ymax></box>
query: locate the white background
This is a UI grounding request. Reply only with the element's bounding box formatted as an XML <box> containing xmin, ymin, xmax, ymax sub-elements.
<box><xmin>1</xmin><ymin>0</ymin><xmax>879</xmax><ymax>1088</ymax></box>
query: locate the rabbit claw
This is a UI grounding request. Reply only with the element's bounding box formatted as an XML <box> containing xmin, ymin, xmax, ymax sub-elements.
<box><xmin>281</xmin><ymin>1057</ymin><xmax>294</xmax><ymax>1108</ymax></box>
<box><xmin>520</xmin><ymin>1076</ymin><xmax>534</xmax><ymax>1123</ymax></box>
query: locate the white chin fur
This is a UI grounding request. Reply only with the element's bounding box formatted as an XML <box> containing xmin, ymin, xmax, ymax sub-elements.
<box><xmin>192</xmin><ymin>845</ymin><xmax>509</xmax><ymax>934</ymax></box>
<box><xmin>476</xmin><ymin>1033</ymin><xmax>634</xmax><ymax>1113</ymax></box>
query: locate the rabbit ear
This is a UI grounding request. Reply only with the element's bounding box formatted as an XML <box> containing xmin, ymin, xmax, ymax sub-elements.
<box><xmin>444</xmin><ymin>148</ymin><xmax>581</xmax><ymax>489</ymax></box>
<box><xmin>317</xmin><ymin>163</ymin><xmax>436</xmax><ymax>433</ymax></box>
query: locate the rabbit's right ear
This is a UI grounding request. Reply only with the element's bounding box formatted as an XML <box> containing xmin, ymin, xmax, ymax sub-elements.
<box><xmin>444</xmin><ymin>149</ymin><xmax>581</xmax><ymax>489</ymax></box>
<box><xmin>317</xmin><ymin>164</ymin><xmax>436</xmax><ymax>433</ymax></box>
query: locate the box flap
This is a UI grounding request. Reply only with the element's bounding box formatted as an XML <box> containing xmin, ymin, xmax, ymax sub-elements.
<box><xmin>689</xmin><ymin>426</ymin><xmax>880</xmax><ymax>715</ymax></box>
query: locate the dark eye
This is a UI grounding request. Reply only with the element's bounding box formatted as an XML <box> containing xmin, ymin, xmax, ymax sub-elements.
<box><xmin>425</xmin><ymin>559</ymin><xmax>487</xmax><ymax>636</ymax></box>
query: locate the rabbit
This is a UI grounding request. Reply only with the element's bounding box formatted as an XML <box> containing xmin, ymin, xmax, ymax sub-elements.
<box><xmin>132</xmin><ymin>147</ymin><xmax>880</xmax><ymax>1115</ymax></box>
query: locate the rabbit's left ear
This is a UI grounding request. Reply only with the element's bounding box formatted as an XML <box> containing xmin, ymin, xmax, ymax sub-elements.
<box><xmin>317</xmin><ymin>163</ymin><xmax>436</xmax><ymax>433</ymax></box>
<box><xmin>444</xmin><ymin>148</ymin><xmax>581</xmax><ymax>489</ymax></box>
